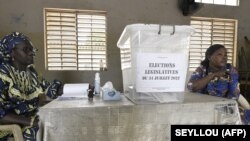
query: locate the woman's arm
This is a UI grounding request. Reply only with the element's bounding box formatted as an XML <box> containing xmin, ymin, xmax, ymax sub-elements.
<box><xmin>189</xmin><ymin>73</ymin><xmax>215</xmax><ymax>92</ymax></box>
<box><xmin>0</xmin><ymin>76</ymin><xmax>38</xmax><ymax>127</ymax></box>
<box><xmin>188</xmin><ymin>66</ymin><xmax>226</xmax><ymax>92</ymax></box>
<box><xmin>30</xmin><ymin>66</ymin><xmax>63</xmax><ymax>99</ymax></box>
<box><xmin>191</xmin><ymin>71</ymin><xmax>227</xmax><ymax>91</ymax></box>
<box><xmin>227</xmin><ymin>67</ymin><xmax>240</xmax><ymax>99</ymax></box>
<box><xmin>40</xmin><ymin>78</ymin><xmax>63</xmax><ymax>99</ymax></box>
<box><xmin>0</xmin><ymin>112</ymin><xmax>31</xmax><ymax>126</ymax></box>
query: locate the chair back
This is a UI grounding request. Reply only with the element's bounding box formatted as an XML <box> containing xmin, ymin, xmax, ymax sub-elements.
<box><xmin>0</xmin><ymin>124</ymin><xmax>24</xmax><ymax>141</ymax></box>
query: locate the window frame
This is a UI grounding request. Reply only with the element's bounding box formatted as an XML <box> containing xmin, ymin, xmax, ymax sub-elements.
<box><xmin>195</xmin><ymin>0</ymin><xmax>239</xmax><ymax>6</ymax></box>
<box><xmin>44</xmin><ymin>8</ymin><xmax>107</xmax><ymax>71</ymax></box>
<box><xmin>189</xmin><ymin>16</ymin><xmax>238</xmax><ymax>71</ymax></box>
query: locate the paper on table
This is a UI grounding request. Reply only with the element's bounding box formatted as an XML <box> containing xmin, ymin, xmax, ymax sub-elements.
<box><xmin>60</xmin><ymin>83</ymin><xmax>89</xmax><ymax>99</ymax></box>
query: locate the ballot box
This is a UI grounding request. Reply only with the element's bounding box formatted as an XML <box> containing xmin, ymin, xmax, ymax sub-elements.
<box><xmin>117</xmin><ymin>24</ymin><xmax>194</xmax><ymax>104</ymax></box>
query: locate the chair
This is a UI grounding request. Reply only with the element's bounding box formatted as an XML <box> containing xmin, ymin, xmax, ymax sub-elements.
<box><xmin>0</xmin><ymin>124</ymin><xmax>24</xmax><ymax>141</ymax></box>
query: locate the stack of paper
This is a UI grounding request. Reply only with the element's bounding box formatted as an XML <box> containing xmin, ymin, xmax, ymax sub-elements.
<box><xmin>58</xmin><ymin>83</ymin><xmax>89</xmax><ymax>100</ymax></box>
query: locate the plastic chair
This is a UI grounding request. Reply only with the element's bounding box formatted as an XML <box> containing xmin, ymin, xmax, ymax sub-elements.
<box><xmin>0</xmin><ymin>124</ymin><xmax>24</xmax><ymax>141</ymax></box>
<box><xmin>238</xmin><ymin>94</ymin><xmax>250</xmax><ymax>110</ymax></box>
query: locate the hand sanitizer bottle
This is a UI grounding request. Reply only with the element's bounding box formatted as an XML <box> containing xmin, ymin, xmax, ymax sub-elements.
<box><xmin>94</xmin><ymin>72</ymin><xmax>100</xmax><ymax>96</ymax></box>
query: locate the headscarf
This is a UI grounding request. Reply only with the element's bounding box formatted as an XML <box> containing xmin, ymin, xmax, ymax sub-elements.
<box><xmin>0</xmin><ymin>32</ymin><xmax>36</xmax><ymax>64</ymax></box>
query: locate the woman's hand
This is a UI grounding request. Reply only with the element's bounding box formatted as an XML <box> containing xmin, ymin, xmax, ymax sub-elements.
<box><xmin>209</xmin><ymin>70</ymin><xmax>229</xmax><ymax>79</ymax></box>
<box><xmin>0</xmin><ymin>113</ymin><xmax>38</xmax><ymax>127</ymax></box>
<box><xmin>190</xmin><ymin>70</ymin><xmax>228</xmax><ymax>92</ymax></box>
<box><xmin>212</xmin><ymin>71</ymin><xmax>226</xmax><ymax>78</ymax></box>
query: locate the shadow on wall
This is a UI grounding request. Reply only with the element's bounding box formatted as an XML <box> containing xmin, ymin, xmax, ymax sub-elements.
<box><xmin>238</xmin><ymin>36</ymin><xmax>250</xmax><ymax>70</ymax></box>
<box><xmin>238</xmin><ymin>36</ymin><xmax>250</xmax><ymax>102</ymax></box>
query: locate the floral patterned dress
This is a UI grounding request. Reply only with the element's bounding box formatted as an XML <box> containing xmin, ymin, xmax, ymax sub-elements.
<box><xmin>187</xmin><ymin>64</ymin><xmax>250</xmax><ymax>124</ymax></box>
<box><xmin>0</xmin><ymin>64</ymin><xmax>61</xmax><ymax>141</ymax></box>
<box><xmin>187</xmin><ymin>64</ymin><xmax>240</xmax><ymax>99</ymax></box>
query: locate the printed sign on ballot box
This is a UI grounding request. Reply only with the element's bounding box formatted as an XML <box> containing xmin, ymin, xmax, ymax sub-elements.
<box><xmin>136</xmin><ymin>52</ymin><xmax>188</xmax><ymax>92</ymax></box>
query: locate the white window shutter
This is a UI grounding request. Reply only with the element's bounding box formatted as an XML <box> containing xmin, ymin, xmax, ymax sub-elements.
<box><xmin>45</xmin><ymin>8</ymin><xmax>107</xmax><ymax>71</ymax></box>
<box><xmin>195</xmin><ymin>0</ymin><xmax>239</xmax><ymax>6</ymax></box>
<box><xmin>189</xmin><ymin>17</ymin><xmax>237</xmax><ymax>71</ymax></box>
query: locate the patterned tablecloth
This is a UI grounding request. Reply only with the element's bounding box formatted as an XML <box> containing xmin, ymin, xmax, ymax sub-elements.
<box><xmin>38</xmin><ymin>92</ymin><xmax>241</xmax><ymax>141</ymax></box>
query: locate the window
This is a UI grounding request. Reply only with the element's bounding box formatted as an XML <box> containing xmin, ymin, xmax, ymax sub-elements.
<box><xmin>195</xmin><ymin>0</ymin><xmax>239</xmax><ymax>6</ymax></box>
<box><xmin>44</xmin><ymin>8</ymin><xmax>107</xmax><ymax>71</ymax></box>
<box><xmin>189</xmin><ymin>17</ymin><xmax>237</xmax><ymax>71</ymax></box>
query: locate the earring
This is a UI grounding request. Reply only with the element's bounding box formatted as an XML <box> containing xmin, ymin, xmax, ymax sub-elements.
<box><xmin>12</xmin><ymin>58</ymin><xmax>15</xmax><ymax>61</ymax></box>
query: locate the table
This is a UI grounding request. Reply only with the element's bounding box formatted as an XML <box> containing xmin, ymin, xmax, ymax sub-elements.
<box><xmin>38</xmin><ymin>92</ymin><xmax>241</xmax><ymax>141</ymax></box>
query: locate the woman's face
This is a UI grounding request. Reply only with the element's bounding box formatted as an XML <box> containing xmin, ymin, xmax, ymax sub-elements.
<box><xmin>209</xmin><ymin>47</ymin><xmax>227</xmax><ymax>68</ymax></box>
<box><xmin>12</xmin><ymin>40</ymin><xmax>34</xmax><ymax>66</ymax></box>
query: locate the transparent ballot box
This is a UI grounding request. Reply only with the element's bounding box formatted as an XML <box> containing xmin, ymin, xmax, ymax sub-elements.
<box><xmin>117</xmin><ymin>24</ymin><xmax>194</xmax><ymax>104</ymax></box>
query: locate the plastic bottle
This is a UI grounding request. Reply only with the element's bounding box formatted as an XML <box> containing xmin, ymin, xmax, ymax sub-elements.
<box><xmin>94</xmin><ymin>72</ymin><xmax>100</xmax><ymax>96</ymax></box>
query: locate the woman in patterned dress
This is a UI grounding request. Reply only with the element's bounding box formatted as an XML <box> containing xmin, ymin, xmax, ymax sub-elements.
<box><xmin>187</xmin><ymin>44</ymin><xmax>250</xmax><ymax>124</ymax></box>
<box><xmin>0</xmin><ymin>32</ymin><xmax>63</xmax><ymax>141</ymax></box>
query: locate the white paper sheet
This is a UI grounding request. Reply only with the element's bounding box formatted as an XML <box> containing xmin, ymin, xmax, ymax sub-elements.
<box><xmin>136</xmin><ymin>53</ymin><xmax>188</xmax><ymax>92</ymax></box>
<box><xmin>60</xmin><ymin>83</ymin><xmax>89</xmax><ymax>99</ymax></box>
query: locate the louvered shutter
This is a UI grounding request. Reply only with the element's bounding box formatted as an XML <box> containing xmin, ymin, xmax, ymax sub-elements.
<box><xmin>77</xmin><ymin>13</ymin><xmax>106</xmax><ymax>71</ymax></box>
<box><xmin>44</xmin><ymin>8</ymin><xmax>107</xmax><ymax>71</ymax></box>
<box><xmin>195</xmin><ymin>0</ymin><xmax>239</xmax><ymax>6</ymax></box>
<box><xmin>189</xmin><ymin>17</ymin><xmax>237</xmax><ymax>71</ymax></box>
